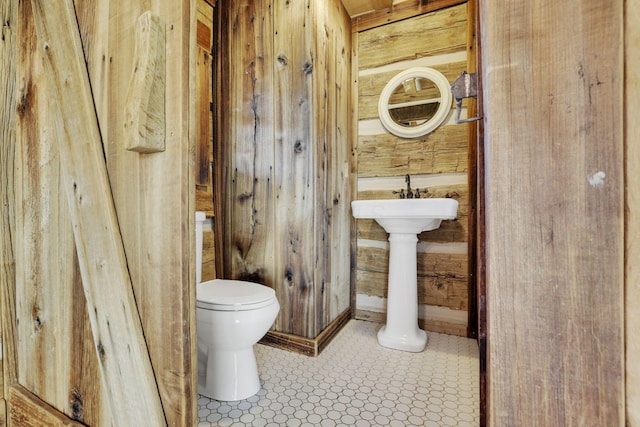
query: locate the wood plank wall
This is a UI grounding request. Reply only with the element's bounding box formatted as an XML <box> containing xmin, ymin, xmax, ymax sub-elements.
<box><xmin>196</xmin><ymin>0</ymin><xmax>217</xmax><ymax>282</ymax></box>
<box><xmin>481</xmin><ymin>0</ymin><xmax>624</xmax><ymax>425</ymax></box>
<box><xmin>220</xmin><ymin>0</ymin><xmax>352</xmax><ymax>338</ymax></box>
<box><xmin>353</xmin><ymin>2</ymin><xmax>471</xmax><ymax>336</ymax></box>
<box><xmin>2</xmin><ymin>1</ymin><xmax>196</xmax><ymax>424</ymax></box>
<box><xmin>196</xmin><ymin>0</ymin><xmax>214</xmax><ymax>216</ymax></box>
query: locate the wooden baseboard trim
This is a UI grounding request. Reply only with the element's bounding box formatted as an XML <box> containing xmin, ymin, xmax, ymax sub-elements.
<box><xmin>260</xmin><ymin>308</ymin><xmax>352</xmax><ymax>357</ymax></box>
<box><xmin>355</xmin><ymin>309</ymin><xmax>468</xmax><ymax>338</ymax></box>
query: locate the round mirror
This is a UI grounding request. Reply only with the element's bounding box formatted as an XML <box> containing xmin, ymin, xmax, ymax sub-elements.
<box><xmin>378</xmin><ymin>67</ymin><xmax>453</xmax><ymax>138</ymax></box>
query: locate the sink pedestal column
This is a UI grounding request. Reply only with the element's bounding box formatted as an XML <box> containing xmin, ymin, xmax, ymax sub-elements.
<box><xmin>378</xmin><ymin>232</ymin><xmax>427</xmax><ymax>352</ymax></box>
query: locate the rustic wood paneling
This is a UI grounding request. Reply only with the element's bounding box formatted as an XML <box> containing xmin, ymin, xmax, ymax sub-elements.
<box><xmin>29</xmin><ymin>1</ymin><xmax>166</xmax><ymax>424</ymax></box>
<box><xmin>357</xmin><ymin>249</ymin><xmax>468</xmax><ymax>310</ymax></box>
<box><xmin>356</xmin><ymin>309</ymin><xmax>467</xmax><ymax>337</ymax></box>
<box><xmin>8</xmin><ymin>385</ymin><xmax>85</xmax><ymax>427</ymax></box>
<box><xmin>626</xmin><ymin>0</ymin><xmax>640</xmax><ymax>424</ymax></box>
<box><xmin>272</xmin><ymin>0</ymin><xmax>317</xmax><ymax>336</ymax></box>
<box><xmin>341</xmin><ymin>0</ymin><xmax>392</xmax><ymax>18</ymax></box>
<box><xmin>14</xmin><ymin>2</ymin><xmax>110</xmax><ymax>424</ymax></box>
<box><xmin>202</xmin><ymin>227</ymin><xmax>216</xmax><ymax>281</ymax></box>
<box><xmin>196</xmin><ymin>0</ymin><xmax>214</xmax><ymax>215</ymax></box>
<box><xmin>98</xmin><ymin>1</ymin><xmax>196</xmax><ymax>423</ymax></box>
<box><xmin>357</xmin><ymin>126</ymin><xmax>468</xmax><ymax>177</ymax></box>
<box><xmin>222</xmin><ymin>0</ymin><xmax>352</xmax><ymax>339</ymax></box>
<box><xmin>350</xmin><ymin>0</ymin><xmax>466</xmax><ymax>32</ymax></box>
<box><xmin>357</xmin><ymin>3</ymin><xmax>467</xmax><ymax>70</ymax></box>
<box><xmin>0</xmin><ymin>0</ymin><xmax>17</xmax><ymax>404</ymax></box>
<box><xmin>350</xmin><ymin>30</ymin><xmax>360</xmax><ymax>317</ymax></box>
<box><xmin>482</xmin><ymin>1</ymin><xmax>624</xmax><ymax>425</ymax></box>
<box><xmin>312</xmin><ymin>0</ymin><xmax>353</xmax><ymax>332</ymax></box>
<box><xmin>225</xmin><ymin>0</ymin><xmax>278</xmax><ymax>291</ymax></box>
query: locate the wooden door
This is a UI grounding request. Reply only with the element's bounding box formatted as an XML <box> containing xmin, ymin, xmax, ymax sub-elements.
<box><xmin>481</xmin><ymin>0</ymin><xmax>625</xmax><ymax>425</ymax></box>
<box><xmin>1</xmin><ymin>1</ymin><xmax>196</xmax><ymax>425</ymax></box>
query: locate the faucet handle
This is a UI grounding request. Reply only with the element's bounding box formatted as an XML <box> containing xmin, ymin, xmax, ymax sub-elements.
<box><xmin>392</xmin><ymin>189</ymin><xmax>406</xmax><ymax>199</ymax></box>
<box><xmin>414</xmin><ymin>188</ymin><xmax>420</xmax><ymax>199</ymax></box>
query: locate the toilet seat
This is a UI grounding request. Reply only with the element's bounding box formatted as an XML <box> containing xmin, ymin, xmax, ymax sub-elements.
<box><xmin>197</xmin><ymin>279</ymin><xmax>276</xmax><ymax>311</ymax></box>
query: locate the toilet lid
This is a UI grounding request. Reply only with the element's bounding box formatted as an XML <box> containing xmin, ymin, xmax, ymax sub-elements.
<box><xmin>197</xmin><ymin>279</ymin><xmax>276</xmax><ymax>311</ymax></box>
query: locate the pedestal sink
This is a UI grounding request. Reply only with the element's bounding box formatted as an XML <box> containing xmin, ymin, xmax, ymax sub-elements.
<box><xmin>351</xmin><ymin>198</ymin><xmax>458</xmax><ymax>352</ymax></box>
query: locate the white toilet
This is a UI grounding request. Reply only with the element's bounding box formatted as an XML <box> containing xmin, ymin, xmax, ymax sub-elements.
<box><xmin>195</xmin><ymin>212</ymin><xmax>279</xmax><ymax>401</ymax></box>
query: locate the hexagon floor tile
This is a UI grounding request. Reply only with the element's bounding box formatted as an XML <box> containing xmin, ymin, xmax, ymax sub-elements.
<box><xmin>198</xmin><ymin>319</ymin><xmax>479</xmax><ymax>426</ymax></box>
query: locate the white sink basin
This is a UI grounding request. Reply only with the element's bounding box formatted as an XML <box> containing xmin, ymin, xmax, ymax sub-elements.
<box><xmin>351</xmin><ymin>197</ymin><xmax>458</xmax><ymax>352</ymax></box>
<box><xmin>351</xmin><ymin>198</ymin><xmax>458</xmax><ymax>234</ymax></box>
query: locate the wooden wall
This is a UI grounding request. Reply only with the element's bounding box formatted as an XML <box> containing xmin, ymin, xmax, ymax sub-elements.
<box><xmin>196</xmin><ymin>0</ymin><xmax>217</xmax><ymax>282</ymax></box>
<box><xmin>196</xmin><ymin>0</ymin><xmax>214</xmax><ymax>217</ymax></box>
<box><xmin>481</xmin><ymin>0</ymin><xmax>625</xmax><ymax>425</ymax></box>
<box><xmin>353</xmin><ymin>2</ymin><xmax>472</xmax><ymax>336</ymax></box>
<box><xmin>1</xmin><ymin>0</ymin><xmax>196</xmax><ymax>425</ymax></box>
<box><xmin>219</xmin><ymin>0</ymin><xmax>352</xmax><ymax>339</ymax></box>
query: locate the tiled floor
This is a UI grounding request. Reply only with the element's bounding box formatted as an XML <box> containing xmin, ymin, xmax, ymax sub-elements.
<box><xmin>198</xmin><ymin>319</ymin><xmax>479</xmax><ymax>426</ymax></box>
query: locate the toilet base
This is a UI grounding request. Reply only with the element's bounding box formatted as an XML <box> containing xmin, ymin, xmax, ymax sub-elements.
<box><xmin>198</xmin><ymin>346</ymin><xmax>260</xmax><ymax>401</ymax></box>
<box><xmin>377</xmin><ymin>324</ymin><xmax>428</xmax><ymax>352</ymax></box>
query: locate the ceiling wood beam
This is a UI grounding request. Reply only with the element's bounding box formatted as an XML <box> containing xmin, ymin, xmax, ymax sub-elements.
<box><xmin>351</xmin><ymin>0</ymin><xmax>466</xmax><ymax>33</ymax></box>
<box><xmin>342</xmin><ymin>0</ymin><xmax>393</xmax><ymax>17</ymax></box>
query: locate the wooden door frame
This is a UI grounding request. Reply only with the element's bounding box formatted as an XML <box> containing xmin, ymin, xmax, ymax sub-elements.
<box><xmin>625</xmin><ymin>0</ymin><xmax>640</xmax><ymax>423</ymax></box>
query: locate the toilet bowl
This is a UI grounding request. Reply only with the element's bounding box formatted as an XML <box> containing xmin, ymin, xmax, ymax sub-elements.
<box><xmin>195</xmin><ymin>212</ymin><xmax>279</xmax><ymax>401</ymax></box>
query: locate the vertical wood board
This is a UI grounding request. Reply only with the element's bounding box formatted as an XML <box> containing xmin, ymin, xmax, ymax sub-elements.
<box><xmin>13</xmin><ymin>8</ymin><xmax>107</xmax><ymax>420</ymax></box>
<box><xmin>0</xmin><ymin>0</ymin><xmax>18</xmax><ymax>399</ymax></box>
<box><xmin>625</xmin><ymin>0</ymin><xmax>640</xmax><ymax>423</ymax></box>
<box><xmin>29</xmin><ymin>1</ymin><xmax>166</xmax><ymax>425</ymax></box>
<box><xmin>273</xmin><ymin>0</ymin><xmax>317</xmax><ymax>336</ymax></box>
<box><xmin>482</xmin><ymin>1</ymin><xmax>624</xmax><ymax>425</ymax></box>
<box><xmin>196</xmin><ymin>0</ymin><xmax>214</xmax><ymax>215</ymax></box>
<box><xmin>95</xmin><ymin>1</ymin><xmax>196</xmax><ymax>424</ymax></box>
<box><xmin>226</xmin><ymin>0</ymin><xmax>277</xmax><ymax>289</ymax></box>
<box><xmin>221</xmin><ymin>0</ymin><xmax>353</xmax><ymax>338</ymax></box>
<box><xmin>323</xmin><ymin>1</ymin><xmax>353</xmax><ymax>326</ymax></box>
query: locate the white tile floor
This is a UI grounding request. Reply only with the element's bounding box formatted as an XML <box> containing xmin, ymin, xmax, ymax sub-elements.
<box><xmin>197</xmin><ymin>319</ymin><xmax>479</xmax><ymax>426</ymax></box>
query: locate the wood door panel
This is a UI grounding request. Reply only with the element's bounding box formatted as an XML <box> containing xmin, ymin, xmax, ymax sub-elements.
<box><xmin>482</xmin><ymin>0</ymin><xmax>624</xmax><ymax>425</ymax></box>
<box><xmin>8</xmin><ymin>385</ymin><xmax>85</xmax><ymax>427</ymax></box>
<box><xmin>1</xmin><ymin>0</ymin><xmax>196</xmax><ymax>425</ymax></box>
